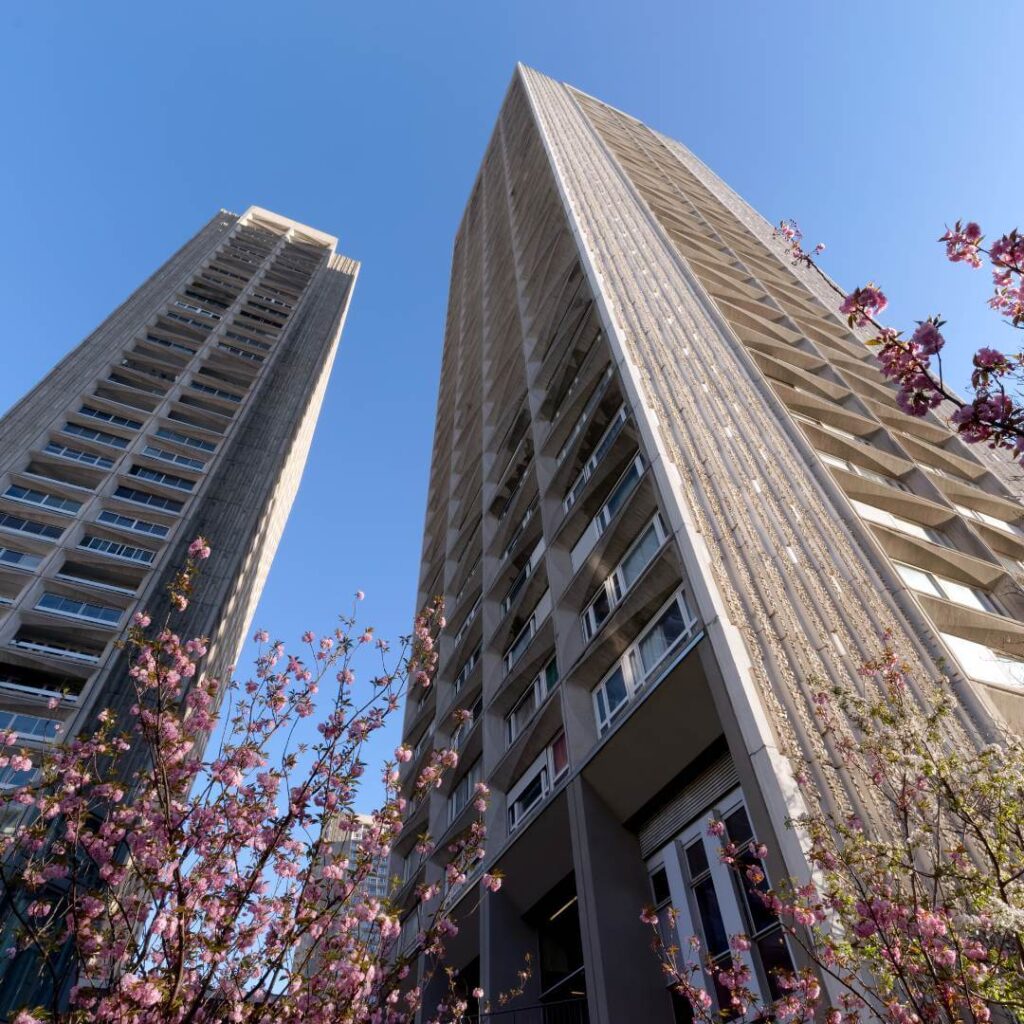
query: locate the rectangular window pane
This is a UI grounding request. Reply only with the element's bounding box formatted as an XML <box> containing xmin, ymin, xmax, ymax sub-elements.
<box><xmin>637</xmin><ymin>600</ymin><xmax>688</xmax><ymax>678</ymax></box>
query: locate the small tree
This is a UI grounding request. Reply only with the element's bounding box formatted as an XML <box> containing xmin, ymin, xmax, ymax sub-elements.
<box><xmin>774</xmin><ymin>219</ymin><xmax>1024</xmax><ymax>459</ymax></box>
<box><xmin>645</xmin><ymin>640</ymin><xmax>1024</xmax><ymax>1024</ymax></box>
<box><xmin>0</xmin><ymin>540</ymin><xmax>495</xmax><ymax>1024</ymax></box>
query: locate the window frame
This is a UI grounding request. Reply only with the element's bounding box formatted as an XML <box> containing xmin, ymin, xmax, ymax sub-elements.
<box><xmin>593</xmin><ymin>586</ymin><xmax>701</xmax><ymax>734</ymax></box>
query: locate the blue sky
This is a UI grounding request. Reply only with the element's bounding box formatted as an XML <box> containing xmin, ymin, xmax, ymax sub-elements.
<box><xmin>1</xmin><ymin>1</ymin><xmax>1020</xmax><ymax>809</ymax></box>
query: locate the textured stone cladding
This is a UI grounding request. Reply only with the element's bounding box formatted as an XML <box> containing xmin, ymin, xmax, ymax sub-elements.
<box><xmin>517</xmin><ymin>67</ymin><xmax>1001</xmax><ymax>827</ymax></box>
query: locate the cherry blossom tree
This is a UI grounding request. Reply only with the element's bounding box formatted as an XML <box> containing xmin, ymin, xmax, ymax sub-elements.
<box><xmin>0</xmin><ymin>540</ymin><xmax>495</xmax><ymax>1024</ymax></box>
<box><xmin>774</xmin><ymin>220</ymin><xmax>1024</xmax><ymax>460</ymax></box>
<box><xmin>645</xmin><ymin>640</ymin><xmax>1024</xmax><ymax>1024</ymax></box>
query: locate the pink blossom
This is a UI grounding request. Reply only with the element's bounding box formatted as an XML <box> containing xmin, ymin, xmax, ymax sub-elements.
<box><xmin>839</xmin><ymin>283</ymin><xmax>888</xmax><ymax>326</ymax></box>
<box><xmin>187</xmin><ymin>536</ymin><xmax>211</xmax><ymax>560</ymax></box>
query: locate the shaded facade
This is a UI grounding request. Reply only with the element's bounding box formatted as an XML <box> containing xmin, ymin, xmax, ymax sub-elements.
<box><xmin>0</xmin><ymin>205</ymin><xmax>357</xmax><ymax>790</ymax></box>
<box><xmin>395</xmin><ymin>66</ymin><xmax>1024</xmax><ymax>1023</ymax></box>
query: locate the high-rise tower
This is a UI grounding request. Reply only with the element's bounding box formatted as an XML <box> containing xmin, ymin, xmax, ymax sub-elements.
<box><xmin>0</xmin><ymin>206</ymin><xmax>357</xmax><ymax>785</ymax></box>
<box><xmin>395</xmin><ymin>66</ymin><xmax>1024</xmax><ymax>1022</ymax></box>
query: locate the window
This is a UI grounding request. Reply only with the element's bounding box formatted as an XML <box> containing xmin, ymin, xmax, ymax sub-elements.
<box><xmin>500</xmin><ymin>497</ymin><xmax>538</xmax><ymax>564</ymax></box>
<box><xmin>0</xmin><ymin>763</ymin><xmax>39</xmax><ymax>789</ymax></box>
<box><xmin>190</xmin><ymin>381</ymin><xmax>242</xmax><ymax>404</ymax></box>
<box><xmin>79</xmin><ymin>406</ymin><xmax>142</xmax><ymax>430</ymax></box>
<box><xmin>173</xmin><ymin>299</ymin><xmax>221</xmax><ymax>320</ymax></box>
<box><xmin>62</xmin><ymin>422</ymin><xmax>129</xmax><ymax>449</ymax></box>
<box><xmin>452</xmin><ymin>694</ymin><xmax>483</xmax><ymax>750</ymax></box>
<box><xmin>571</xmin><ymin>453</ymin><xmax>645</xmax><ymax>572</ymax></box>
<box><xmin>556</xmin><ymin>365</ymin><xmax>613</xmax><ymax>466</ymax></box>
<box><xmin>128</xmin><ymin>465</ymin><xmax>195</xmax><ymax>492</ymax></box>
<box><xmin>817</xmin><ymin>451</ymin><xmax>907</xmax><ymax>490</ymax></box>
<box><xmin>851</xmin><ymin>499</ymin><xmax>950</xmax><ymax>546</ymax></box>
<box><xmin>4</xmin><ymin>485</ymin><xmax>81</xmax><ymax>516</ymax></box>
<box><xmin>142</xmin><ymin>446</ymin><xmax>205</xmax><ymax>471</ymax></box>
<box><xmin>44</xmin><ymin>442</ymin><xmax>114</xmax><ymax>470</ymax></box>
<box><xmin>594</xmin><ymin>587</ymin><xmax>701</xmax><ymax>734</ymax></box>
<box><xmin>11</xmin><ymin>634</ymin><xmax>101</xmax><ymax>664</ymax></box>
<box><xmin>97</xmin><ymin>509</ymin><xmax>169</xmax><ymax>537</ymax></box>
<box><xmin>154</xmin><ymin>427</ymin><xmax>217</xmax><ymax>453</ymax></box>
<box><xmin>563</xmin><ymin>405</ymin><xmax>628</xmax><ymax>512</ymax></box>
<box><xmin>503</xmin><ymin>591</ymin><xmax>552</xmax><ymax>676</ymax></box>
<box><xmin>0</xmin><ymin>710</ymin><xmax>60</xmax><ymax>741</ymax></box>
<box><xmin>80</xmin><ymin>535</ymin><xmax>154</xmax><ymax>565</ymax></box>
<box><xmin>0</xmin><ymin>547</ymin><xmax>43</xmax><ymax>570</ymax></box>
<box><xmin>505</xmin><ymin>658</ymin><xmax>559</xmax><ymax>746</ymax></box>
<box><xmin>794</xmin><ymin>413</ymin><xmax>872</xmax><ymax>446</ymax></box>
<box><xmin>448</xmin><ymin>758</ymin><xmax>482</xmax><ymax>823</ymax></box>
<box><xmin>953</xmin><ymin>503</ymin><xmax>1024</xmax><ymax>538</ymax></box>
<box><xmin>145</xmin><ymin>333</ymin><xmax>197</xmax><ymax>356</ymax></box>
<box><xmin>894</xmin><ymin>562</ymin><xmax>1003</xmax><ymax>615</ymax></box>
<box><xmin>501</xmin><ymin>538</ymin><xmax>546</xmax><ymax>616</ymax></box>
<box><xmin>942</xmin><ymin>632</ymin><xmax>1024</xmax><ymax>690</ymax></box>
<box><xmin>0</xmin><ymin>513</ymin><xmax>63</xmax><ymax>541</ymax></box>
<box><xmin>508</xmin><ymin>732</ymin><xmax>569</xmax><ymax>832</ymax></box>
<box><xmin>647</xmin><ymin>791</ymin><xmax>795</xmax><ymax>1017</ymax></box>
<box><xmin>218</xmin><ymin>341</ymin><xmax>264</xmax><ymax>363</ymax></box>
<box><xmin>452</xmin><ymin>644</ymin><xmax>481</xmax><ymax>694</ymax></box>
<box><xmin>36</xmin><ymin>592</ymin><xmax>122</xmax><ymax>626</ymax></box>
<box><xmin>453</xmin><ymin>597</ymin><xmax>481</xmax><ymax>649</ymax></box>
<box><xmin>581</xmin><ymin>516</ymin><xmax>666</xmax><ymax>642</ymax></box>
<box><xmin>113</xmin><ymin>487</ymin><xmax>183</xmax><ymax>513</ymax></box>
<box><xmin>226</xmin><ymin>331</ymin><xmax>271</xmax><ymax>351</ymax></box>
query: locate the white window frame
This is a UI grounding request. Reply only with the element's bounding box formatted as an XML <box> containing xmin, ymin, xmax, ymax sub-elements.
<box><xmin>502</xmin><ymin>590</ymin><xmax>552</xmax><ymax>676</ymax></box>
<box><xmin>507</xmin><ymin>732</ymin><xmax>569</xmax><ymax>833</ymax></box>
<box><xmin>593</xmin><ymin>586</ymin><xmax>701</xmax><ymax>734</ymax></box>
<box><xmin>556</xmin><ymin>365</ymin><xmax>613</xmax><ymax>466</ymax></box>
<box><xmin>953</xmin><ymin>503</ymin><xmax>1024</xmax><ymax>539</ymax></box>
<box><xmin>500</xmin><ymin>497</ymin><xmax>538</xmax><ymax>564</ymax></box>
<box><xmin>571</xmin><ymin>452</ymin><xmax>645</xmax><ymax>572</ymax></box>
<box><xmin>501</xmin><ymin>538</ymin><xmax>546</xmax><ymax>616</ymax></box>
<box><xmin>448</xmin><ymin>757</ymin><xmax>482</xmax><ymax>823</ymax></box>
<box><xmin>452</xmin><ymin>643</ymin><xmax>481</xmax><ymax>695</ymax></box>
<box><xmin>851</xmin><ymin>498</ymin><xmax>949</xmax><ymax>547</ymax></box>
<box><xmin>453</xmin><ymin>597</ymin><xmax>481</xmax><ymax>649</ymax></box>
<box><xmin>894</xmin><ymin>561</ymin><xmax>1004</xmax><ymax>615</ymax></box>
<box><xmin>817</xmin><ymin>450</ymin><xmax>907</xmax><ymax>491</ymax></box>
<box><xmin>505</xmin><ymin>657</ymin><xmax>559</xmax><ymax>747</ymax></box>
<box><xmin>646</xmin><ymin>787</ymin><xmax>794</xmax><ymax>1013</ymax></box>
<box><xmin>563</xmin><ymin>404</ymin><xmax>628</xmax><ymax>513</ymax></box>
<box><xmin>942</xmin><ymin>632</ymin><xmax>1024</xmax><ymax>691</ymax></box>
<box><xmin>581</xmin><ymin>515</ymin><xmax>666</xmax><ymax>643</ymax></box>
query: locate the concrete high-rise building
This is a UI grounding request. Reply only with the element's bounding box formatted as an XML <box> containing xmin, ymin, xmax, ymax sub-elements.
<box><xmin>394</xmin><ymin>66</ymin><xmax>1024</xmax><ymax>1022</ymax></box>
<box><xmin>0</xmin><ymin>206</ymin><xmax>357</xmax><ymax>791</ymax></box>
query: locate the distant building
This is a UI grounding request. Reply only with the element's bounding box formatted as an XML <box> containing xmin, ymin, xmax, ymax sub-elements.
<box><xmin>0</xmin><ymin>206</ymin><xmax>357</xmax><ymax>1005</ymax></box>
<box><xmin>394</xmin><ymin>65</ymin><xmax>1024</xmax><ymax>1023</ymax></box>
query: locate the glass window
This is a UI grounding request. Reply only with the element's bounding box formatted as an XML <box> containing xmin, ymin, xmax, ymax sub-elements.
<box><xmin>942</xmin><ymin>632</ymin><xmax>1024</xmax><ymax>690</ymax></box>
<box><xmin>617</xmin><ymin>520</ymin><xmax>662</xmax><ymax>595</ymax></box>
<box><xmin>635</xmin><ymin>600</ymin><xmax>689</xmax><ymax>678</ymax></box>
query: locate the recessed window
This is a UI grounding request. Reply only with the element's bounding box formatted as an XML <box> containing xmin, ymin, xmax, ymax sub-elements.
<box><xmin>44</xmin><ymin>442</ymin><xmax>114</xmax><ymax>470</ymax></box>
<box><xmin>817</xmin><ymin>451</ymin><xmax>906</xmax><ymax>490</ymax></box>
<box><xmin>113</xmin><ymin>486</ymin><xmax>183</xmax><ymax>514</ymax></box>
<box><xmin>571</xmin><ymin>452</ymin><xmax>645</xmax><ymax>572</ymax></box>
<box><xmin>581</xmin><ymin>515</ymin><xmax>666</xmax><ymax>642</ymax></box>
<box><xmin>942</xmin><ymin>632</ymin><xmax>1024</xmax><ymax>690</ymax></box>
<box><xmin>593</xmin><ymin>587</ymin><xmax>700</xmax><ymax>734</ymax></box>
<box><xmin>894</xmin><ymin>562</ymin><xmax>1003</xmax><ymax>615</ymax></box>
<box><xmin>0</xmin><ymin>513</ymin><xmax>63</xmax><ymax>541</ymax></box>
<box><xmin>448</xmin><ymin>757</ymin><xmax>482</xmax><ymax>823</ymax></box>
<box><xmin>953</xmin><ymin>503</ymin><xmax>1024</xmax><ymax>538</ymax></box>
<box><xmin>97</xmin><ymin>509</ymin><xmax>169</xmax><ymax>537</ymax></box>
<box><xmin>0</xmin><ymin>546</ymin><xmax>43</xmax><ymax>570</ymax></box>
<box><xmin>36</xmin><ymin>592</ymin><xmax>122</xmax><ymax>626</ymax></box>
<box><xmin>4</xmin><ymin>485</ymin><xmax>80</xmax><ymax>516</ymax></box>
<box><xmin>563</xmin><ymin>405</ymin><xmax>628</xmax><ymax>513</ymax></box>
<box><xmin>508</xmin><ymin>732</ymin><xmax>569</xmax><ymax>832</ymax></box>
<box><xmin>851</xmin><ymin>499</ymin><xmax>949</xmax><ymax>547</ymax></box>
<box><xmin>505</xmin><ymin>657</ymin><xmax>559</xmax><ymax>747</ymax></box>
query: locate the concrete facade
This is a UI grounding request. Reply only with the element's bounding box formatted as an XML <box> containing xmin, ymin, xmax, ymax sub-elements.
<box><xmin>0</xmin><ymin>205</ymin><xmax>357</xmax><ymax>794</ymax></box>
<box><xmin>394</xmin><ymin>67</ymin><xmax>1024</xmax><ymax>1022</ymax></box>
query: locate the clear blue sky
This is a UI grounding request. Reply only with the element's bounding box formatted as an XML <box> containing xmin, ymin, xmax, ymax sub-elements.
<box><xmin>1</xmin><ymin>2</ymin><xmax>1020</xmax><ymax>809</ymax></box>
